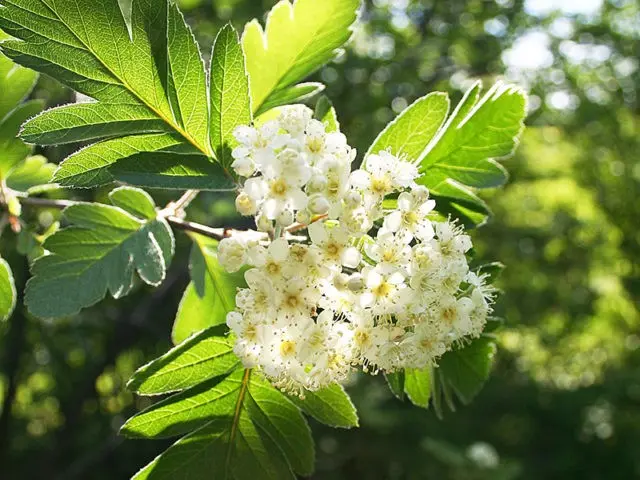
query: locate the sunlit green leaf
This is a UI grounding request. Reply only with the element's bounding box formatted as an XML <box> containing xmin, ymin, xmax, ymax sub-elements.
<box><xmin>25</xmin><ymin>188</ymin><xmax>174</xmax><ymax>318</ymax></box>
<box><xmin>173</xmin><ymin>234</ymin><xmax>245</xmax><ymax>344</ymax></box>
<box><xmin>210</xmin><ymin>24</ymin><xmax>251</xmax><ymax>170</ymax></box>
<box><xmin>128</xmin><ymin>326</ymin><xmax>238</xmax><ymax>395</ymax></box>
<box><xmin>0</xmin><ymin>257</ymin><xmax>16</xmax><ymax>322</ymax></box>
<box><xmin>404</xmin><ymin>367</ymin><xmax>431</xmax><ymax>408</ymax></box>
<box><xmin>242</xmin><ymin>0</ymin><xmax>359</xmax><ymax>113</ymax></box>
<box><xmin>258</xmin><ymin>82</ymin><xmax>325</xmax><ymax>116</ymax></box>
<box><xmin>290</xmin><ymin>383</ymin><xmax>358</xmax><ymax>428</ymax></box>
<box><xmin>5</xmin><ymin>155</ymin><xmax>56</xmax><ymax>193</ymax></box>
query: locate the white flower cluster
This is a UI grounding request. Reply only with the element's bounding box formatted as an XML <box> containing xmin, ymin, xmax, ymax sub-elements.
<box><xmin>220</xmin><ymin>105</ymin><xmax>494</xmax><ymax>395</ymax></box>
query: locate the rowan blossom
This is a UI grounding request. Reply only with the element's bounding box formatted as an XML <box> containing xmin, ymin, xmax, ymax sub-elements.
<box><xmin>221</xmin><ymin>105</ymin><xmax>495</xmax><ymax>395</ymax></box>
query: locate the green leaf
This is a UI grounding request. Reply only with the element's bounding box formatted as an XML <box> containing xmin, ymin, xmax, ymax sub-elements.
<box><xmin>366</xmin><ymin>92</ymin><xmax>449</xmax><ymax>160</ymax></box>
<box><xmin>384</xmin><ymin>371</ymin><xmax>405</xmax><ymax>401</ymax></box>
<box><xmin>0</xmin><ymin>99</ymin><xmax>44</xmax><ymax>177</ymax></box>
<box><xmin>0</xmin><ymin>33</ymin><xmax>38</xmax><ymax>122</ymax></box>
<box><xmin>172</xmin><ymin>234</ymin><xmax>245</xmax><ymax>344</ymax></box>
<box><xmin>24</xmin><ymin>188</ymin><xmax>174</xmax><ymax>318</ymax></box>
<box><xmin>122</xmin><ymin>370</ymin><xmax>246</xmax><ymax>439</ymax></box>
<box><xmin>52</xmin><ymin>133</ymin><xmax>193</xmax><ymax>188</ymax></box>
<box><xmin>403</xmin><ymin>367</ymin><xmax>431</xmax><ymax>408</ymax></box>
<box><xmin>246</xmin><ymin>376</ymin><xmax>314</xmax><ymax>476</ymax></box>
<box><xmin>257</xmin><ymin>82</ymin><xmax>325</xmax><ymax>116</ymax></box>
<box><xmin>109</xmin><ymin>153</ymin><xmax>236</xmax><ymax>191</ymax></box>
<box><xmin>127</xmin><ymin>369</ymin><xmax>312</xmax><ymax>479</ymax></box>
<box><xmin>437</xmin><ymin>336</ymin><xmax>497</xmax><ymax>404</ymax></box>
<box><xmin>0</xmin><ymin>256</ymin><xmax>16</xmax><ymax>322</ymax></box>
<box><xmin>428</xmin><ymin>179</ymin><xmax>492</xmax><ymax>228</ymax></box>
<box><xmin>109</xmin><ymin>186</ymin><xmax>157</xmax><ymax>220</ymax></box>
<box><xmin>132</xmin><ymin>414</ymin><xmax>294</xmax><ymax>480</ymax></box>
<box><xmin>128</xmin><ymin>326</ymin><xmax>238</xmax><ymax>395</ymax></box>
<box><xmin>242</xmin><ymin>0</ymin><xmax>360</xmax><ymax>113</ymax></box>
<box><xmin>0</xmin><ymin>0</ymin><xmax>229</xmax><ymax>185</ymax></box>
<box><xmin>209</xmin><ymin>24</ymin><xmax>252</xmax><ymax>171</ymax></box>
<box><xmin>419</xmin><ymin>82</ymin><xmax>527</xmax><ymax>189</ymax></box>
<box><xmin>20</xmin><ymin>102</ymin><xmax>172</xmax><ymax>145</ymax></box>
<box><xmin>314</xmin><ymin>95</ymin><xmax>340</xmax><ymax>133</ymax></box>
<box><xmin>5</xmin><ymin>155</ymin><xmax>56</xmax><ymax>193</ymax></box>
<box><xmin>290</xmin><ymin>383</ymin><xmax>358</xmax><ymax>428</ymax></box>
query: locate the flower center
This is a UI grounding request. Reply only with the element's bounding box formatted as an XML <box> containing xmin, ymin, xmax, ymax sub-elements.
<box><xmin>244</xmin><ymin>324</ymin><xmax>257</xmax><ymax>341</ymax></box>
<box><xmin>373</xmin><ymin>281</ymin><xmax>393</xmax><ymax>298</ymax></box>
<box><xmin>280</xmin><ymin>340</ymin><xmax>296</xmax><ymax>357</ymax></box>
<box><xmin>306</xmin><ymin>137</ymin><xmax>324</xmax><ymax>154</ymax></box>
<box><xmin>442</xmin><ymin>306</ymin><xmax>457</xmax><ymax>324</ymax></box>
<box><xmin>402</xmin><ymin>210</ymin><xmax>419</xmax><ymax>226</ymax></box>
<box><xmin>270</xmin><ymin>178</ymin><xmax>288</xmax><ymax>196</ymax></box>
<box><xmin>382</xmin><ymin>249</ymin><xmax>397</xmax><ymax>262</ymax></box>
<box><xmin>326</xmin><ymin>242</ymin><xmax>341</xmax><ymax>257</ymax></box>
<box><xmin>371</xmin><ymin>175</ymin><xmax>391</xmax><ymax>195</ymax></box>
<box><xmin>354</xmin><ymin>330</ymin><xmax>370</xmax><ymax>347</ymax></box>
<box><xmin>285</xmin><ymin>294</ymin><xmax>301</xmax><ymax>309</ymax></box>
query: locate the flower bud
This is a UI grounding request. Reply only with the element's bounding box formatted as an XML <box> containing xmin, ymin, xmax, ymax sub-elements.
<box><xmin>295</xmin><ymin>209</ymin><xmax>311</xmax><ymax>225</ymax></box>
<box><xmin>412</xmin><ymin>185</ymin><xmax>429</xmax><ymax>202</ymax></box>
<box><xmin>308</xmin><ymin>194</ymin><xmax>330</xmax><ymax>215</ymax></box>
<box><xmin>344</xmin><ymin>190</ymin><xmax>361</xmax><ymax>209</ymax></box>
<box><xmin>231</xmin><ymin>156</ymin><xmax>256</xmax><ymax>177</ymax></box>
<box><xmin>217</xmin><ymin>238</ymin><xmax>246</xmax><ymax>273</ymax></box>
<box><xmin>276</xmin><ymin>209</ymin><xmax>294</xmax><ymax>227</ymax></box>
<box><xmin>347</xmin><ymin>274</ymin><xmax>364</xmax><ymax>292</ymax></box>
<box><xmin>235</xmin><ymin>192</ymin><xmax>257</xmax><ymax>216</ymax></box>
<box><xmin>307</xmin><ymin>174</ymin><xmax>327</xmax><ymax>193</ymax></box>
<box><xmin>256</xmin><ymin>213</ymin><xmax>273</xmax><ymax>232</ymax></box>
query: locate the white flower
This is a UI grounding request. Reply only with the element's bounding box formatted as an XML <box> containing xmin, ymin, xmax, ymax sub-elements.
<box><xmin>217</xmin><ymin>237</ymin><xmax>247</xmax><ymax>273</ymax></box>
<box><xmin>278</xmin><ymin>105</ymin><xmax>313</xmax><ymax>141</ymax></box>
<box><xmin>360</xmin><ymin>266</ymin><xmax>410</xmax><ymax>315</ymax></box>
<box><xmin>365</xmin><ymin>230</ymin><xmax>412</xmax><ymax>274</ymax></box>
<box><xmin>383</xmin><ymin>188</ymin><xmax>435</xmax><ymax>241</ymax></box>
<box><xmin>435</xmin><ymin>221</ymin><xmax>473</xmax><ymax>257</ymax></box>
<box><xmin>231</xmin><ymin>121</ymin><xmax>286</xmax><ymax>171</ymax></box>
<box><xmin>308</xmin><ymin>222</ymin><xmax>361</xmax><ymax>269</ymax></box>
<box><xmin>350</xmin><ymin>150</ymin><xmax>419</xmax><ymax>199</ymax></box>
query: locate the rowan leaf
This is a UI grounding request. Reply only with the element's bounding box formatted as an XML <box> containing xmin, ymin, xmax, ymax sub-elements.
<box><xmin>289</xmin><ymin>383</ymin><xmax>358</xmax><ymax>428</ymax></box>
<box><xmin>366</xmin><ymin>92</ymin><xmax>450</xmax><ymax>160</ymax></box>
<box><xmin>0</xmin><ymin>0</ymin><xmax>233</xmax><ymax>188</ymax></box>
<box><xmin>416</xmin><ymin>82</ymin><xmax>527</xmax><ymax>225</ymax></box>
<box><xmin>209</xmin><ymin>24</ymin><xmax>251</xmax><ymax>171</ymax></box>
<box><xmin>404</xmin><ymin>367</ymin><xmax>431</xmax><ymax>408</ymax></box>
<box><xmin>0</xmin><ymin>28</ymin><xmax>37</xmax><ymax>122</ymax></box>
<box><xmin>126</xmin><ymin>369</ymin><xmax>312</xmax><ymax>479</ymax></box>
<box><xmin>257</xmin><ymin>82</ymin><xmax>325</xmax><ymax>116</ymax></box>
<box><xmin>172</xmin><ymin>234</ymin><xmax>245</xmax><ymax>344</ymax></box>
<box><xmin>24</xmin><ymin>187</ymin><xmax>174</xmax><ymax>318</ymax></box>
<box><xmin>0</xmin><ymin>256</ymin><xmax>16</xmax><ymax>322</ymax></box>
<box><xmin>5</xmin><ymin>155</ymin><xmax>56</xmax><ymax>193</ymax></box>
<box><xmin>128</xmin><ymin>326</ymin><xmax>238</xmax><ymax>395</ymax></box>
<box><xmin>242</xmin><ymin>0</ymin><xmax>360</xmax><ymax>114</ymax></box>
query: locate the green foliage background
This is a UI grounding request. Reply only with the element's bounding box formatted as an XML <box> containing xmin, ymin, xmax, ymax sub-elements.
<box><xmin>0</xmin><ymin>0</ymin><xmax>638</xmax><ymax>478</ymax></box>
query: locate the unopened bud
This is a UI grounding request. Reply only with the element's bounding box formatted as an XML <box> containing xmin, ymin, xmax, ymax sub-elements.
<box><xmin>295</xmin><ymin>209</ymin><xmax>311</xmax><ymax>225</ymax></box>
<box><xmin>412</xmin><ymin>185</ymin><xmax>429</xmax><ymax>201</ymax></box>
<box><xmin>256</xmin><ymin>214</ymin><xmax>273</xmax><ymax>232</ymax></box>
<box><xmin>276</xmin><ymin>209</ymin><xmax>294</xmax><ymax>227</ymax></box>
<box><xmin>347</xmin><ymin>274</ymin><xmax>364</xmax><ymax>292</ymax></box>
<box><xmin>231</xmin><ymin>156</ymin><xmax>256</xmax><ymax>177</ymax></box>
<box><xmin>307</xmin><ymin>175</ymin><xmax>327</xmax><ymax>193</ymax></box>
<box><xmin>235</xmin><ymin>192</ymin><xmax>257</xmax><ymax>216</ymax></box>
<box><xmin>308</xmin><ymin>194</ymin><xmax>330</xmax><ymax>215</ymax></box>
<box><xmin>344</xmin><ymin>190</ymin><xmax>361</xmax><ymax>209</ymax></box>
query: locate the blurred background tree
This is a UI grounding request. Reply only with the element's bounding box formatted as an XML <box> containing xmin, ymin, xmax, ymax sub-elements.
<box><xmin>1</xmin><ymin>0</ymin><xmax>638</xmax><ymax>478</ymax></box>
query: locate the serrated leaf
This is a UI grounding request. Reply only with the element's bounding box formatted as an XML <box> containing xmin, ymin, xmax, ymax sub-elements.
<box><xmin>128</xmin><ymin>326</ymin><xmax>238</xmax><ymax>395</ymax></box>
<box><xmin>437</xmin><ymin>336</ymin><xmax>497</xmax><ymax>404</ymax></box>
<box><xmin>313</xmin><ymin>95</ymin><xmax>339</xmax><ymax>133</ymax></box>
<box><xmin>210</xmin><ymin>24</ymin><xmax>251</xmax><ymax>171</ymax></box>
<box><xmin>132</xmin><ymin>414</ymin><xmax>294</xmax><ymax>480</ymax></box>
<box><xmin>289</xmin><ymin>383</ymin><xmax>358</xmax><ymax>428</ymax></box>
<box><xmin>5</xmin><ymin>155</ymin><xmax>56</xmax><ymax>193</ymax></box>
<box><xmin>404</xmin><ymin>367</ymin><xmax>431</xmax><ymax>408</ymax></box>
<box><xmin>109</xmin><ymin>153</ymin><xmax>237</xmax><ymax>191</ymax></box>
<box><xmin>24</xmin><ymin>189</ymin><xmax>174</xmax><ymax>318</ymax></box>
<box><xmin>384</xmin><ymin>371</ymin><xmax>405</xmax><ymax>400</ymax></box>
<box><xmin>242</xmin><ymin>0</ymin><xmax>359</xmax><ymax>113</ymax></box>
<box><xmin>0</xmin><ymin>256</ymin><xmax>16</xmax><ymax>322</ymax></box>
<box><xmin>366</xmin><ymin>92</ymin><xmax>449</xmax><ymax>160</ymax></box>
<box><xmin>246</xmin><ymin>376</ymin><xmax>314</xmax><ymax>476</ymax></box>
<box><xmin>109</xmin><ymin>186</ymin><xmax>157</xmax><ymax>220</ymax></box>
<box><xmin>419</xmin><ymin>82</ymin><xmax>527</xmax><ymax>189</ymax></box>
<box><xmin>0</xmin><ymin>31</ymin><xmax>38</xmax><ymax>122</ymax></box>
<box><xmin>0</xmin><ymin>0</ymin><xmax>231</xmax><ymax>183</ymax></box>
<box><xmin>127</xmin><ymin>369</ymin><xmax>310</xmax><ymax>479</ymax></box>
<box><xmin>257</xmin><ymin>82</ymin><xmax>325</xmax><ymax>116</ymax></box>
<box><xmin>52</xmin><ymin>133</ymin><xmax>193</xmax><ymax>188</ymax></box>
<box><xmin>20</xmin><ymin>102</ymin><xmax>172</xmax><ymax>145</ymax></box>
<box><xmin>0</xmin><ymin>99</ymin><xmax>44</xmax><ymax>177</ymax></box>
<box><xmin>172</xmin><ymin>234</ymin><xmax>245</xmax><ymax>344</ymax></box>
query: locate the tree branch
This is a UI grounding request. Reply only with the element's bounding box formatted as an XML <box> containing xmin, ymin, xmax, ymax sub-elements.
<box><xmin>17</xmin><ymin>196</ymin><xmax>226</xmax><ymax>240</ymax></box>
